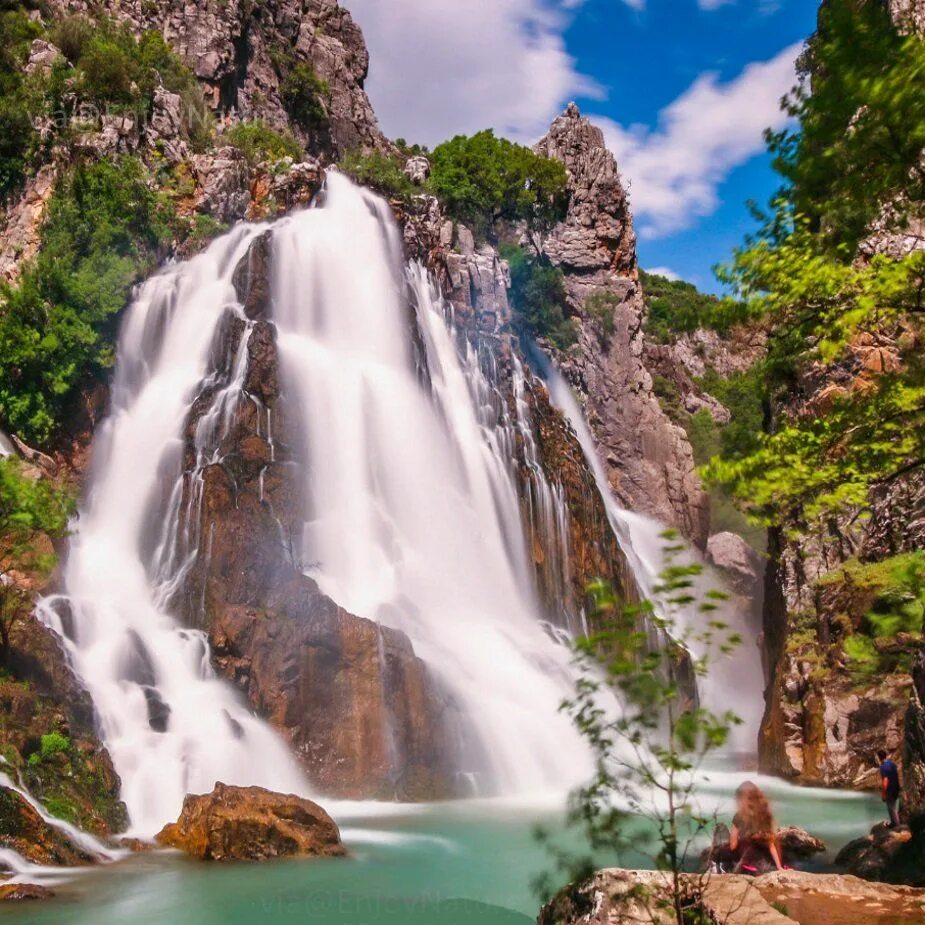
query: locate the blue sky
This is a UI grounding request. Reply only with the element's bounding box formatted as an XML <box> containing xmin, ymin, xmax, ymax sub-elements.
<box><xmin>347</xmin><ymin>0</ymin><xmax>820</xmax><ymax>293</ymax></box>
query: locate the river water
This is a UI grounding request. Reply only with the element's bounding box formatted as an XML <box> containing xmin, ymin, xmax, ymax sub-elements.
<box><xmin>3</xmin><ymin>775</ymin><xmax>881</xmax><ymax>924</ymax></box>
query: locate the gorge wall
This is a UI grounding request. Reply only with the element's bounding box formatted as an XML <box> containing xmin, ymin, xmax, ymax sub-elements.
<box><xmin>757</xmin><ymin>0</ymin><xmax>925</xmax><ymax>795</ymax></box>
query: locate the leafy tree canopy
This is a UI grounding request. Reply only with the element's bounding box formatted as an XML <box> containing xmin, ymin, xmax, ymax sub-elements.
<box><xmin>705</xmin><ymin>0</ymin><xmax>925</xmax><ymax>529</ymax></box>
<box><xmin>430</xmin><ymin>130</ymin><xmax>568</xmax><ymax>237</ymax></box>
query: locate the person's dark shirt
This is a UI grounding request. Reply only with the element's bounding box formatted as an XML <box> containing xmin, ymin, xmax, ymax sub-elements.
<box><xmin>880</xmin><ymin>759</ymin><xmax>901</xmax><ymax>800</ymax></box>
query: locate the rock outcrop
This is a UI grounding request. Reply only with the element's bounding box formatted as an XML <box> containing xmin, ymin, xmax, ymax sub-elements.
<box><xmin>156</xmin><ymin>783</ymin><xmax>346</xmax><ymax>861</ymax></box>
<box><xmin>535</xmin><ymin>105</ymin><xmax>710</xmax><ymax>549</ymax></box>
<box><xmin>540</xmin><ymin>868</ymin><xmax>925</xmax><ymax>925</ymax></box>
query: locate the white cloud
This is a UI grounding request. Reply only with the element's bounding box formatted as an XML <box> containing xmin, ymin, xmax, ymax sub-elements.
<box><xmin>345</xmin><ymin>0</ymin><xmax>601</xmax><ymax>147</ymax></box>
<box><xmin>646</xmin><ymin>266</ymin><xmax>681</xmax><ymax>281</ymax></box>
<box><xmin>593</xmin><ymin>42</ymin><xmax>801</xmax><ymax>239</ymax></box>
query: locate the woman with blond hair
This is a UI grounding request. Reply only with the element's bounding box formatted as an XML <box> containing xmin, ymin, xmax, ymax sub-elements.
<box><xmin>729</xmin><ymin>781</ymin><xmax>785</xmax><ymax>874</ymax></box>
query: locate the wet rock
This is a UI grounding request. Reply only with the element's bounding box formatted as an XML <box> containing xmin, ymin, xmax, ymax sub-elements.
<box><xmin>155</xmin><ymin>783</ymin><xmax>347</xmax><ymax>861</ymax></box>
<box><xmin>0</xmin><ymin>787</ymin><xmax>93</xmax><ymax>867</ymax></box>
<box><xmin>836</xmin><ymin>822</ymin><xmax>913</xmax><ymax>881</ymax></box>
<box><xmin>707</xmin><ymin>532</ymin><xmax>763</xmax><ymax>598</ymax></box>
<box><xmin>232</xmin><ymin>231</ymin><xmax>273</xmax><ymax>320</ymax></box>
<box><xmin>0</xmin><ymin>883</ymin><xmax>55</xmax><ymax>901</ymax></box>
<box><xmin>269</xmin><ymin>161</ymin><xmax>323</xmax><ymax>213</ymax></box>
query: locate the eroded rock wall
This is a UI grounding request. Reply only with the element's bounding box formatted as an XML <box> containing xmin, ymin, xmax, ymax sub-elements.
<box><xmin>535</xmin><ymin>105</ymin><xmax>711</xmax><ymax>549</ymax></box>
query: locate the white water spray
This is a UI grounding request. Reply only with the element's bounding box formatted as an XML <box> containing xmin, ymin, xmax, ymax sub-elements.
<box><xmin>270</xmin><ymin>173</ymin><xmax>589</xmax><ymax>794</ymax></box>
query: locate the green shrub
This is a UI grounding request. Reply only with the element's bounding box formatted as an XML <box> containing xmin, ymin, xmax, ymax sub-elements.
<box><xmin>825</xmin><ymin>553</ymin><xmax>925</xmax><ymax>679</ymax></box>
<box><xmin>640</xmin><ymin>270</ymin><xmax>737</xmax><ymax>343</ymax></box>
<box><xmin>697</xmin><ymin>367</ymin><xmax>766</xmax><ymax>463</ymax></box>
<box><xmin>27</xmin><ymin>731</ymin><xmax>70</xmax><ymax>767</ymax></box>
<box><xmin>0</xmin><ymin>9</ymin><xmax>45</xmax><ymax>197</ymax></box>
<box><xmin>0</xmin><ymin>157</ymin><xmax>174</xmax><ymax>443</ymax></box>
<box><xmin>500</xmin><ymin>243</ymin><xmax>575</xmax><ymax>350</ymax></box>
<box><xmin>45</xmin><ymin>18</ymin><xmax>211</xmax><ymax>145</ymax></box>
<box><xmin>338</xmin><ymin>150</ymin><xmax>417</xmax><ymax>201</ymax></box>
<box><xmin>280</xmin><ymin>62</ymin><xmax>329</xmax><ymax>133</ymax></box>
<box><xmin>224</xmin><ymin>120</ymin><xmax>303</xmax><ymax>167</ymax></box>
<box><xmin>430</xmin><ymin>130</ymin><xmax>568</xmax><ymax>237</ymax></box>
<box><xmin>583</xmin><ymin>290</ymin><xmax>619</xmax><ymax>338</ymax></box>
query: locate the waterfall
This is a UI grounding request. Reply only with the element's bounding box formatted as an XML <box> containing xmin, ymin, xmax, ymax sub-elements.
<box><xmin>38</xmin><ymin>228</ymin><xmax>308</xmax><ymax>836</ymax></box>
<box><xmin>270</xmin><ymin>173</ymin><xmax>588</xmax><ymax>794</ymax></box>
<box><xmin>40</xmin><ymin>173</ymin><xmax>595</xmax><ymax>836</ymax></box>
<box><xmin>542</xmin><ymin>363</ymin><xmax>765</xmax><ymax>749</ymax></box>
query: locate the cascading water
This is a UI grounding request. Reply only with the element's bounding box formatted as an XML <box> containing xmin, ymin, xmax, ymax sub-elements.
<box><xmin>40</xmin><ymin>173</ymin><xmax>595</xmax><ymax>839</ymax></box>
<box><xmin>541</xmin><ymin>362</ymin><xmax>765</xmax><ymax>748</ymax></box>
<box><xmin>39</xmin><ymin>228</ymin><xmax>307</xmax><ymax>836</ymax></box>
<box><xmin>269</xmin><ymin>173</ymin><xmax>588</xmax><ymax>795</ymax></box>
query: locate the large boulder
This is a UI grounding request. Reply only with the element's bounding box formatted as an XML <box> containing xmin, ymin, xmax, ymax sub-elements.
<box><xmin>707</xmin><ymin>532</ymin><xmax>763</xmax><ymax>598</ymax></box>
<box><xmin>155</xmin><ymin>783</ymin><xmax>347</xmax><ymax>861</ymax></box>
<box><xmin>836</xmin><ymin>821</ymin><xmax>924</xmax><ymax>886</ymax></box>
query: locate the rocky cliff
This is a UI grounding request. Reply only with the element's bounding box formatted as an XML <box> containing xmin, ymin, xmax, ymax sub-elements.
<box><xmin>534</xmin><ymin>106</ymin><xmax>711</xmax><ymax>550</ymax></box>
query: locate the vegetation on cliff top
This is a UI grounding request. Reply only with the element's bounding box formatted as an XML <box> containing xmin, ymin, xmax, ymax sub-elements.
<box><xmin>429</xmin><ymin>130</ymin><xmax>569</xmax><ymax>238</ymax></box>
<box><xmin>704</xmin><ymin>0</ymin><xmax>925</xmax><ymax>529</ymax></box>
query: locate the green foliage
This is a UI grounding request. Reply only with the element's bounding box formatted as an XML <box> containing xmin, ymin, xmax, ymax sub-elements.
<box><xmin>818</xmin><ymin>553</ymin><xmax>925</xmax><ymax>679</ymax></box>
<box><xmin>706</xmin><ymin>1</ymin><xmax>925</xmax><ymax>530</ymax></box>
<box><xmin>338</xmin><ymin>149</ymin><xmax>417</xmax><ymax>201</ymax></box>
<box><xmin>0</xmin><ymin>9</ymin><xmax>44</xmax><ymax>197</ymax></box>
<box><xmin>394</xmin><ymin>138</ymin><xmax>428</xmax><ymax>157</ymax></box>
<box><xmin>46</xmin><ymin>18</ymin><xmax>211</xmax><ymax>144</ymax></box>
<box><xmin>500</xmin><ymin>244</ymin><xmax>576</xmax><ymax>350</ymax></box>
<box><xmin>769</xmin><ymin>0</ymin><xmax>925</xmax><ymax>253</ymax></box>
<box><xmin>42</xmin><ymin>795</ymin><xmax>78</xmax><ymax>824</ymax></box>
<box><xmin>640</xmin><ymin>271</ymin><xmax>732</xmax><ymax>344</ymax></box>
<box><xmin>0</xmin><ymin>157</ymin><xmax>174</xmax><ymax>443</ymax></box>
<box><xmin>583</xmin><ymin>290</ymin><xmax>618</xmax><ymax>338</ymax></box>
<box><xmin>430</xmin><ymin>130</ymin><xmax>568</xmax><ymax>237</ymax></box>
<box><xmin>26</xmin><ymin>731</ymin><xmax>70</xmax><ymax>767</ymax></box>
<box><xmin>224</xmin><ymin>120</ymin><xmax>303</xmax><ymax>167</ymax></box>
<box><xmin>0</xmin><ymin>456</ymin><xmax>73</xmax><ymax>657</ymax></box>
<box><xmin>535</xmin><ymin>534</ymin><xmax>739</xmax><ymax>923</ymax></box>
<box><xmin>280</xmin><ymin>62</ymin><xmax>329</xmax><ymax>133</ymax></box>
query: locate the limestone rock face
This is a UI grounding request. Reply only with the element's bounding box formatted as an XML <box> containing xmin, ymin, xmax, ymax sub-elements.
<box><xmin>155</xmin><ymin>783</ymin><xmax>346</xmax><ymax>861</ymax></box>
<box><xmin>535</xmin><ymin>105</ymin><xmax>710</xmax><ymax>548</ymax></box>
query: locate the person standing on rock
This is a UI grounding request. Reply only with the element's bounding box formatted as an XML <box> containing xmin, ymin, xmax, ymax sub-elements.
<box><xmin>877</xmin><ymin>750</ymin><xmax>902</xmax><ymax>828</ymax></box>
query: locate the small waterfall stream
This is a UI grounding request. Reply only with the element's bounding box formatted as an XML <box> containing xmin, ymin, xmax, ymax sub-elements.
<box><xmin>542</xmin><ymin>363</ymin><xmax>765</xmax><ymax>748</ymax></box>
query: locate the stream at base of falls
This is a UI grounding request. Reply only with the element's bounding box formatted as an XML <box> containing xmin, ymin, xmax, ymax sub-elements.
<box><xmin>1</xmin><ymin>773</ymin><xmax>882</xmax><ymax>925</ymax></box>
